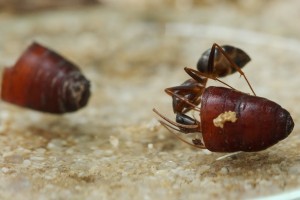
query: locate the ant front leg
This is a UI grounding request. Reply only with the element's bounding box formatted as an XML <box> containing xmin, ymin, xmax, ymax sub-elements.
<box><xmin>176</xmin><ymin>113</ymin><xmax>201</xmax><ymax>133</ymax></box>
<box><xmin>153</xmin><ymin>109</ymin><xmax>206</xmax><ymax>149</ymax></box>
<box><xmin>153</xmin><ymin>109</ymin><xmax>200</xmax><ymax>134</ymax></box>
<box><xmin>165</xmin><ymin>78</ymin><xmax>206</xmax><ymax>113</ymax></box>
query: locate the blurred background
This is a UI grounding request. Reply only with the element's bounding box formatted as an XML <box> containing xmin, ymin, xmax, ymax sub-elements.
<box><xmin>0</xmin><ymin>1</ymin><xmax>299</xmax><ymax>200</ymax></box>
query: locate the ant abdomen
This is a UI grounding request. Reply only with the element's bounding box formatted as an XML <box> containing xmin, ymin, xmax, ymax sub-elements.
<box><xmin>197</xmin><ymin>45</ymin><xmax>251</xmax><ymax>77</ymax></box>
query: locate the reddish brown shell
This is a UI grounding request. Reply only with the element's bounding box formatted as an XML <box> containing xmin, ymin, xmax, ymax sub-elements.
<box><xmin>1</xmin><ymin>42</ymin><xmax>91</xmax><ymax>114</ymax></box>
<box><xmin>200</xmin><ymin>86</ymin><xmax>294</xmax><ymax>152</ymax></box>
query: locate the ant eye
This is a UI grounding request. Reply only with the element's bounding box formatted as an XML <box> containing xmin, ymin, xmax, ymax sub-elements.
<box><xmin>1</xmin><ymin>42</ymin><xmax>91</xmax><ymax>114</ymax></box>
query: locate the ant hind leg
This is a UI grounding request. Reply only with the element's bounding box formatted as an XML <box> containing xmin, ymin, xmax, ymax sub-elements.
<box><xmin>210</xmin><ymin>43</ymin><xmax>256</xmax><ymax>96</ymax></box>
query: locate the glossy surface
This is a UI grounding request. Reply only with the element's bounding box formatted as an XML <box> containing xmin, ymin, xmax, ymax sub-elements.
<box><xmin>200</xmin><ymin>86</ymin><xmax>294</xmax><ymax>152</ymax></box>
<box><xmin>1</xmin><ymin>42</ymin><xmax>91</xmax><ymax>113</ymax></box>
<box><xmin>197</xmin><ymin>45</ymin><xmax>251</xmax><ymax>77</ymax></box>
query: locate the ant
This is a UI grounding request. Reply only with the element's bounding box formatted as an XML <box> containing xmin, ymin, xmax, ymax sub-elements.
<box><xmin>154</xmin><ymin>43</ymin><xmax>294</xmax><ymax>152</ymax></box>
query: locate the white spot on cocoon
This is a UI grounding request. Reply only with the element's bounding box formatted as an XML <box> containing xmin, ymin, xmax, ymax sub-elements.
<box><xmin>213</xmin><ymin>111</ymin><xmax>237</xmax><ymax>129</ymax></box>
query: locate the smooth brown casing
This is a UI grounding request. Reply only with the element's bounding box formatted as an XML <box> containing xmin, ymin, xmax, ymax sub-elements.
<box><xmin>200</xmin><ymin>87</ymin><xmax>294</xmax><ymax>152</ymax></box>
<box><xmin>1</xmin><ymin>42</ymin><xmax>91</xmax><ymax>114</ymax></box>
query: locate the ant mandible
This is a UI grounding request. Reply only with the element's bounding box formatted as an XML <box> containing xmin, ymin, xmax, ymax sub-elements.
<box><xmin>153</xmin><ymin>43</ymin><xmax>294</xmax><ymax>152</ymax></box>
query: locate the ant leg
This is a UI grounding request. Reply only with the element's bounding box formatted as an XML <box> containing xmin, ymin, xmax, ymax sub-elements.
<box><xmin>210</xmin><ymin>43</ymin><xmax>256</xmax><ymax>96</ymax></box>
<box><xmin>179</xmin><ymin>71</ymin><xmax>208</xmax><ymax>86</ymax></box>
<box><xmin>153</xmin><ymin>109</ymin><xmax>206</xmax><ymax>149</ymax></box>
<box><xmin>153</xmin><ymin>109</ymin><xmax>199</xmax><ymax>132</ymax></box>
<box><xmin>165</xmin><ymin>79</ymin><xmax>204</xmax><ymax>113</ymax></box>
<box><xmin>184</xmin><ymin>67</ymin><xmax>237</xmax><ymax>91</ymax></box>
<box><xmin>161</xmin><ymin>121</ymin><xmax>206</xmax><ymax>149</ymax></box>
<box><xmin>165</xmin><ymin>88</ymin><xmax>201</xmax><ymax>113</ymax></box>
<box><xmin>192</xmin><ymin>138</ymin><xmax>204</xmax><ymax>146</ymax></box>
<box><xmin>176</xmin><ymin>113</ymin><xmax>201</xmax><ymax>133</ymax></box>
